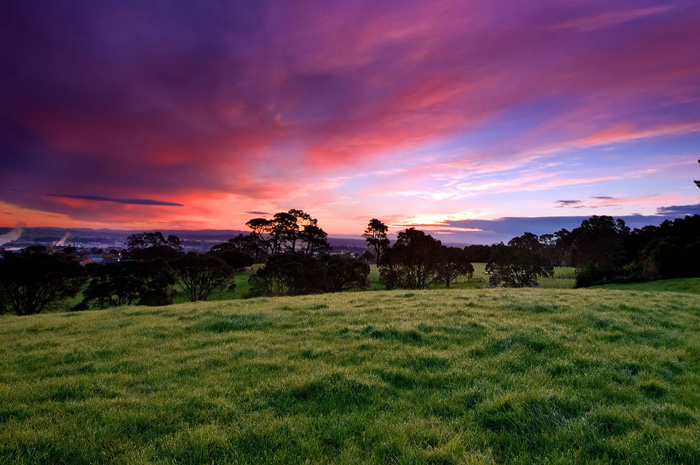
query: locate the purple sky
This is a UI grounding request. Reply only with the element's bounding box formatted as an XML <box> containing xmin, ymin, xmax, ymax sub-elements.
<box><xmin>1</xmin><ymin>0</ymin><xmax>699</xmax><ymax>243</ymax></box>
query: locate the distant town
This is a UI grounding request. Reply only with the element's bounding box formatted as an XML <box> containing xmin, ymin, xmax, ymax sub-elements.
<box><xmin>0</xmin><ymin>226</ymin><xmax>370</xmax><ymax>259</ymax></box>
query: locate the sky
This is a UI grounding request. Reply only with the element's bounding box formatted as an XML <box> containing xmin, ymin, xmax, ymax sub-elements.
<box><xmin>1</xmin><ymin>0</ymin><xmax>700</xmax><ymax>243</ymax></box>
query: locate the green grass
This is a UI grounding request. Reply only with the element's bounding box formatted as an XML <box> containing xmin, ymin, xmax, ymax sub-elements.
<box><xmin>595</xmin><ymin>277</ymin><xmax>700</xmax><ymax>294</ymax></box>
<box><xmin>369</xmin><ymin>263</ymin><xmax>576</xmax><ymax>291</ymax></box>
<box><xmin>2</xmin><ymin>288</ymin><xmax>700</xmax><ymax>464</ymax></box>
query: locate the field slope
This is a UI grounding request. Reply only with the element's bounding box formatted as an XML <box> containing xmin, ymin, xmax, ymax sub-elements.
<box><xmin>595</xmin><ymin>277</ymin><xmax>700</xmax><ymax>294</ymax></box>
<box><xmin>1</xmin><ymin>289</ymin><xmax>700</xmax><ymax>464</ymax></box>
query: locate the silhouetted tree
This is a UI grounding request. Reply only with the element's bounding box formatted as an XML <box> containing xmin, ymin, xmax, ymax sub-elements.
<box><xmin>245</xmin><ymin>218</ymin><xmax>272</xmax><ymax>256</ymax></box>
<box><xmin>82</xmin><ymin>260</ymin><xmax>177</xmax><ymax>308</ymax></box>
<box><xmin>379</xmin><ymin>228</ymin><xmax>443</xmax><ymax>289</ymax></box>
<box><xmin>83</xmin><ymin>262</ymin><xmax>148</xmax><ymax>308</ymax></box>
<box><xmin>486</xmin><ymin>240</ymin><xmax>554</xmax><ymax>288</ymax></box>
<box><xmin>0</xmin><ymin>250</ymin><xmax>86</xmax><ymax>315</ymax></box>
<box><xmin>287</xmin><ymin>209</ymin><xmax>317</xmax><ymax>251</ymax></box>
<box><xmin>213</xmin><ymin>234</ymin><xmax>266</xmax><ymax>263</ymax></box>
<box><xmin>643</xmin><ymin>215</ymin><xmax>700</xmax><ymax>280</ymax></box>
<box><xmin>125</xmin><ymin>232</ymin><xmax>184</xmax><ymax>261</ymax></box>
<box><xmin>435</xmin><ymin>246</ymin><xmax>474</xmax><ymax>288</ymax></box>
<box><xmin>207</xmin><ymin>247</ymin><xmax>253</xmax><ymax>272</ymax></box>
<box><xmin>249</xmin><ymin>253</ymin><xmax>328</xmax><ymax>296</ymax></box>
<box><xmin>246</xmin><ymin>210</ymin><xmax>325</xmax><ymax>254</ymax></box>
<box><xmin>299</xmin><ymin>224</ymin><xmax>331</xmax><ymax>255</ymax></box>
<box><xmin>324</xmin><ymin>255</ymin><xmax>370</xmax><ymax>292</ymax></box>
<box><xmin>174</xmin><ymin>253</ymin><xmax>234</xmax><ymax>302</ymax></box>
<box><xmin>363</xmin><ymin>218</ymin><xmax>390</xmax><ymax>263</ymax></box>
<box><xmin>570</xmin><ymin>216</ymin><xmax>629</xmax><ymax>269</ymax></box>
<box><xmin>463</xmin><ymin>244</ymin><xmax>492</xmax><ymax>263</ymax></box>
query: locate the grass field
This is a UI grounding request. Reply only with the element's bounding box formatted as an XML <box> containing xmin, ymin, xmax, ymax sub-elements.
<box><xmin>2</xmin><ymin>288</ymin><xmax>699</xmax><ymax>464</ymax></box>
<box><xmin>595</xmin><ymin>277</ymin><xmax>700</xmax><ymax>294</ymax></box>
<box><xmin>367</xmin><ymin>263</ymin><xmax>576</xmax><ymax>291</ymax></box>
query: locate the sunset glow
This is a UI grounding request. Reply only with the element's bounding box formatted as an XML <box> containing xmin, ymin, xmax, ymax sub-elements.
<box><xmin>2</xmin><ymin>1</ymin><xmax>699</xmax><ymax>242</ymax></box>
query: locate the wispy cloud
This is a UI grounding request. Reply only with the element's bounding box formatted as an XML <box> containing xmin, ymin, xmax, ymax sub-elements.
<box><xmin>551</xmin><ymin>6</ymin><xmax>673</xmax><ymax>32</ymax></box>
<box><xmin>48</xmin><ymin>194</ymin><xmax>183</xmax><ymax>207</ymax></box>
<box><xmin>555</xmin><ymin>200</ymin><xmax>582</xmax><ymax>208</ymax></box>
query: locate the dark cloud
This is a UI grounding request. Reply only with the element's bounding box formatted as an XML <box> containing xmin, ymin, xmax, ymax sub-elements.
<box><xmin>591</xmin><ymin>195</ymin><xmax>617</xmax><ymax>200</ymax></box>
<box><xmin>555</xmin><ymin>199</ymin><xmax>582</xmax><ymax>207</ymax></box>
<box><xmin>48</xmin><ymin>194</ymin><xmax>183</xmax><ymax>207</ymax></box>
<box><xmin>656</xmin><ymin>204</ymin><xmax>700</xmax><ymax>216</ymax></box>
<box><xmin>245</xmin><ymin>211</ymin><xmax>270</xmax><ymax>216</ymax></box>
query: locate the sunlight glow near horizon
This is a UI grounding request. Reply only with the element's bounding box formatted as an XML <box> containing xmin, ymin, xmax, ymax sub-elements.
<box><xmin>1</xmin><ymin>1</ymin><xmax>699</xmax><ymax>242</ymax></box>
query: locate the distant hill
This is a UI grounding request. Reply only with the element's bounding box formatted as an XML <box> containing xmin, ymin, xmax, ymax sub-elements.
<box><xmin>0</xmin><ymin>226</ymin><xmax>376</xmax><ymax>253</ymax></box>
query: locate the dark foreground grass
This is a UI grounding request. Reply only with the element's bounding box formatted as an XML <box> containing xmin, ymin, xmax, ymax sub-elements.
<box><xmin>1</xmin><ymin>289</ymin><xmax>699</xmax><ymax>464</ymax></box>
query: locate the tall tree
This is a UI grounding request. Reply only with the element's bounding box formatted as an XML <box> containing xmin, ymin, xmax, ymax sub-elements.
<box><xmin>435</xmin><ymin>246</ymin><xmax>474</xmax><ymax>288</ymax></box>
<box><xmin>379</xmin><ymin>228</ymin><xmax>443</xmax><ymax>289</ymax></box>
<box><xmin>244</xmin><ymin>219</ymin><xmax>272</xmax><ymax>258</ymax></box>
<box><xmin>486</xmin><ymin>242</ymin><xmax>553</xmax><ymax>288</ymax></box>
<box><xmin>246</xmin><ymin>210</ymin><xmax>322</xmax><ymax>254</ymax></box>
<box><xmin>287</xmin><ymin>209</ymin><xmax>317</xmax><ymax>252</ymax></box>
<box><xmin>363</xmin><ymin>218</ymin><xmax>390</xmax><ymax>263</ymax></box>
<box><xmin>125</xmin><ymin>232</ymin><xmax>184</xmax><ymax>261</ymax></box>
<box><xmin>298</xmin><ymin>224</ymin><xmax>330</xmax><ymax>255</ymax></box>
<box><xmin>210</xmin><ymin>234</ymin><xmax>262</xmax><ymax>264</ymax></box>
<box><xmin>570</xmin><ymin>216</ymin><xmax>629</xmax><ymax>269</ymax></box>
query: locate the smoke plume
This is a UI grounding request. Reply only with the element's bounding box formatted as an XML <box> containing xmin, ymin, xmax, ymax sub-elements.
<box><xmin>53</xmin><ymin>232</ymin><xmax>71</xmax><ymax>247</ymax></box>
<box><xmin>0</xmin><ymin>224</ymin><xmax>25</xmax><ymax>246</ymax></box>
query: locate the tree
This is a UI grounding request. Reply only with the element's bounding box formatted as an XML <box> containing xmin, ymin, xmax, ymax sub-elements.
<box><xmin>486</xmin><ymin>239</ymin><xmax>554</xmax><ymax>288</ymax></box>
<box><xmin>463</xmin><ymin>244</ymin><xmax>492</xmax><ymax>263</ymax></box>
<box><xmin>125</xmin><ymin>232</ymin><xmax>184</xmax><ymax>261</ymax></box>
<box><xmin>246</xmin><ymin>210</ymin><xmax>324</xmax><ymax>254</ymax></box>
<box><xmin>435</xmin><ymin>246</ymin><xmax>474</xmax><ymax>288</ymax></box>
<box><xmin>324</xmin><ymin>255</ymin><xmax>370</xmax><ymax>292</ymax></box>
<box><xmin>249</xmin><ymin>253</ymin><xmax>328</xmax><ymax>297</ymax></box>
<box><xmin>287</xmin><ymin>209</ymin><xmax>317</xmax><ymax>252</ymax></box>
<box><xmin>245</xmin><ymin>218</ymin><xmax>272</xmax><ymax>257</ymax></box>
<box><xmin>571</xmin><ymin>216</ymin><xmax>629</xmax><ymax>268</ymax></box>
<box><xmin>299</xmin><ymin>224</ymin><xmax>331</xmax><ymax>255</ymax></box>
<box><xmin>82</xmin><ymin>262</ymin><xmax>147</xmax><ymax>308</ymax></box>
<box><xmin>211</xmin><ymin>234</ymin><xmax>266</xmax><ymax>263</ymax></box>
<box><xmin>207</xmin><ymin>247</ymin><xmax>253</xmax><ymax>272</ymax></box>
<box><xmin>174</xmin><ymin>253</ymin><xmax>234</xmax><ymax>302</ymax></box>
<box><xmin>81</xmin><ymin>260</ymin><xmax>177</xmax><ymax>308</ymax></box>
<box><xmin>0</xmin><ymin>250</ymin><xmax>87</xmax><ymax>315</ymax></box>
<box><xmin>379</xmin><ymin>228</ymin><xmax>443</xmax><ymax>289</ymax></box>
<box><xmin>363</xmin><ymin>218</ymin><xmax>390</xmax><ymax>263</ymax></box>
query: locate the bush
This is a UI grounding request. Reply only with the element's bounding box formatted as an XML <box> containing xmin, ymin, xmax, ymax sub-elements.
<box><xmin>249</xmin><ymin>253</ymin><xmax>328</xmax><ymax>297</ymax></box>
<box><xmin>249</xmin><ymin>253</ymin><xmax>370</xmax><ymax>297</ymax></box>
<box><xmin>486</xmin><ymin>243</ymin><xmax>553</xmax><ymax>288</ymax></box>
<box><xmin>0</xmin><ymin>250</ymin><xmax>87</xmax><ymax>315</ymax></box>
<box><xmin>82</xmin><ymin>259</ymin><xmax>176</xmax><ymax>308</ymax></box>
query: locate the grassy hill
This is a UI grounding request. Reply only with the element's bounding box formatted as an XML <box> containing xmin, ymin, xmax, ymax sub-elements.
<box><xmin>595</xmin><ymin>277</ymin><xmax>700</xmax><ymax>294</ymax></box>
<box><xmin>2</xmin><ymin>288</ymin><xmax>699</xmax><ymax>464</ymax></box>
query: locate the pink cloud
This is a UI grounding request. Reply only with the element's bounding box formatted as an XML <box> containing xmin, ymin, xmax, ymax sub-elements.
<box><xmin>551</xmin><ymin>6</ymin><xmax>673</xmax><ymax>32</ymax></box>
<box><xmin>2</xmin><ymin>1</ymin><xmax>699</xmax><ymax>231</ymax></box>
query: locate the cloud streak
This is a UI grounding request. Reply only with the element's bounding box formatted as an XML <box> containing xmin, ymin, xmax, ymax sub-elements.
<box><xmin>48</xmin><ymin>194</ymin><xmax>184</xmax><ymax>207</ymax></box>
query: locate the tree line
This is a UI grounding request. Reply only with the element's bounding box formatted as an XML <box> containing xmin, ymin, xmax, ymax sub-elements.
<box><xmin>2</xmin><ymin>209</ymin><xmax>700</xmax><ymax>316</ymax></box>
